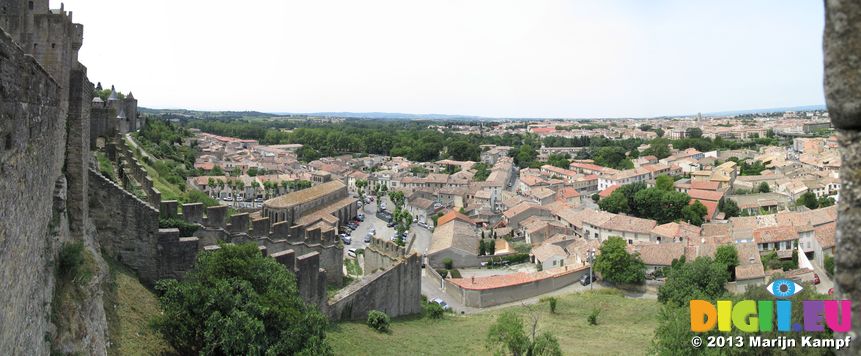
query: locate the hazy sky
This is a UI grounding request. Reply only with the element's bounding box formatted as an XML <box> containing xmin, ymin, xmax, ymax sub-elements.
<box><xmin>62</xmin><ymin>0</ymin><xmax>825</xmax><ymax>118</ymax></box>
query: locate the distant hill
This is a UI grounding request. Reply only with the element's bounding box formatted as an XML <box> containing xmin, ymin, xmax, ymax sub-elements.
<box><xmin>139</xmin><ymin>107</ymin><xmax>281</xmax><ymax>119</ymax></box>
<box><xmin>703</xmin><ymin>104</ymin><xmax>827</xmax><ymax>117</ymax></box>
<box><xmin>273</xmin><ymin>111</ymin><xmax>487</xmax><ymax>120</ymax></box>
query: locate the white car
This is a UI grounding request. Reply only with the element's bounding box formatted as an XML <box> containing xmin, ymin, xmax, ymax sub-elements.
<box><xmin>431</xmin><ymin>298</ymin><xmax>450</xmax><ymax>311</ymax></box>
<box><xmin>347</xmin><ymin>248</ymin><xmax>357</xmax><ymax>258</ymax></box>
<box><xmin>381</xmin><ymin>203</ymin><xmax>387</xmax><ymax>210</ymax></box>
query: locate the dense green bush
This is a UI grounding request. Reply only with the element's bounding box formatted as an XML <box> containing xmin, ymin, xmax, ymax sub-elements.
<box><xmin>442</xmin><ymin>258</ymin><xmax>453</xmax><ymax>270</ymax></box>
<box><xmin>152</xmin><ymin>243</ymin><xmax>332</xmax><ymax>355</ymax></box>
<box><xmin>58</xmin><ymin>241</ymin><xmax>85</xmax><ymax>280</ymax></box>
<box><xmin>367</xmin><ymin>310</ymin><xmax>391</xmax><ymax>332</ymax></box>
<box><xmin>425</xmin><ymin>302</ymin><xmax>444</xmax><ymax>319</ymax></box>
<box><xmin>825</xmin><ymin>255</ymin><xmax>835</xmax><ymax>277</ymax></box>
<box><xmin>548</xmin><ymin>297</ymin><xmax>558</xmax><ymax>314</ymax></box>
<box><xmin>448</xmin><ymin>269</ymin><xmax>462</xmax><ymax>278</ymax></box>
<box><xmin>158</xmin><ymin>217</ymin><xmax>200</xmax><ymax>237</ymax></box>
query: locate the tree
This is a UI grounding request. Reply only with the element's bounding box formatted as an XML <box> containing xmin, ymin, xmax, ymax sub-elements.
<box><xmin>393</xmin><ymin>209</ymin><xmax>413</xmax><ymax>246</ymax></box>
<box><xmin>681</xmin><ymin>200</ymin><xmax>708</xmax><ymax>226</ymax></box>
<box><xmin>486</xmin><ymin>312</ymin><xmax>530</xmax><ymax>356</ymax></box>
<box><xmin>714</xmin><ymin>244</ymin><xmax>739</xmax><ymax>280</ymax></box>
<box><xmin>593</xmin><ymin>146</ymin><xmax>630</xmax><ymax>169</ymax></box>
<box><xmin>818</xmin><ymin>196</ymin><xmax>835</xmax><ymax>208</ymax></box>
<box><xmin>593</xmin><ymin>236</ymin><xmax>645</xmax><ymax>284</ymax></box>
<box><xmin>719</xmin><ymin>198</ymin><xmax>740</xmax><ymax>218</ymax></box>
<box><xmin>488</xmin><ymin>239</ymin><xmax>496</xmax><ymax>255</ymax></box>
<box><xmin>685</xmin><ymin>127</ymin><xmax>703</xmax><ymax>138</ymax></box>
<box><xmin>642</xmin><ymin>141</ymin><xmax>671</xmax><ymax>160</ymax></box>
<box><xmin>598</xmin><ymin>192</ymin><xmax>628</xmax><ymax>214</ymax></box>
<box><xmin>797</xmin><ymin>191</ymin><xmax>819</xmax><ymax>210</ymax></box>
<box><xmin>486</xmin><ymin>311</ymin><xmax>561</xmax><ymax>356</ymax></box>
<box><xmin>657</xmin><ymin>256</ymin><xmax>729</xmax><ymax>307</ymax></box>
<box><xmin>757</xmin><ymin>182</ymin><xmax>771</xmax><ymax>193</ymax></box>
<box><xmin>356</xmin><ymin>179</ymin><xmax>368</xmax><ymax>211</ymax></box>
<box><xmin>479</xmin><ymin>239</ymin><xmax>487</xmax><ymax>256</ymax></box>
<box><xmin>655</xmin><ymin>128</ymin><xmax>665</xmax><ymax>137</ymax></box>
<box><xmin>591</xmin><ymin>193</ymin><xmax>600</xmax><ymax>203</ymax></box>
<box><xmin>153</xmin><ymin>243</ymin><xmax>332</xmax><ymax>355</ymax></box>
<box><xmin>655</xmin><ymin>175</ymin><xmax>674</xmax><ymax>191</ymax></box>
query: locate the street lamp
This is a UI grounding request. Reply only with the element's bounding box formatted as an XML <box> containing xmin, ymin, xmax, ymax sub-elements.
<box><xmin>587</xmin><ymin>248</ymin><xmax>596</xmax><ymax>290</ymax></box>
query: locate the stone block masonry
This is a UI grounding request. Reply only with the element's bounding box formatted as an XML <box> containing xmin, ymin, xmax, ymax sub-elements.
<box><xmin>327</xmin><ymin>253</ymin><xmax>422</xmax><ymax>321</ymax></box>
<box><xmin>0</xmin><ymin>24</ymin><xmax>66</xmax><ymax>355</ymax></box>
<box><xmin>88</xmin><ymin>168</ymin><xmax>160</xmax><ymax>284</ymax></box>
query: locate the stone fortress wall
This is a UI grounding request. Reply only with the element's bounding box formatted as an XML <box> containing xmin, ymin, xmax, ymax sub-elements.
<box><xmin>0</xmin><ymin>2</ymin><xmax>421</xmax><ymax>353</ymax></box>
<box><xmin>327</xmin><ymin>238</ymin><xmax>422</xmax><ymax>321</ymax></box>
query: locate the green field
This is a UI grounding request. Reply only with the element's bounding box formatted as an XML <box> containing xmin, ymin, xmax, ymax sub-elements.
<box><xmin>327</xmin><ymin>290</ymin><xmax>660</xmax><ymax>356</ymax></box>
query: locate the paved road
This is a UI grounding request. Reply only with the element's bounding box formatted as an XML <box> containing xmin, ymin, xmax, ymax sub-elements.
<box><xmin>124</xmin><ymin>133</ymin><xmax>155</xmax><ymax>162</ymax></box>
<box><xmin>811</xmin><ymin>261</ymin><xmax>834</xmax><ymax>294</ymax></box>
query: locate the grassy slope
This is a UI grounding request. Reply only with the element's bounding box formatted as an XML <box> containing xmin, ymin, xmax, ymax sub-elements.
<box><xmin>327</xmin><ymin>290</ymin><xmax>660</xmax><ymax>356</ymax></box>
<box><xmin>103</xmin><ymin>259</ymin><xmax>174</xmax><ymax>356</ymax></box>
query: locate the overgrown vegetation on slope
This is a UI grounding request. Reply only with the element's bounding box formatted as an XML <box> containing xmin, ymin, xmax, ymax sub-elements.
<box><xmin>102</xmin><ymin>257</ymin><xmax>174</xmax><ymax>356</ymax></box>
<box><xmin>328</xmin><ymin>290</ymin><xmax>659</xmax><ymax>355</ymax></box>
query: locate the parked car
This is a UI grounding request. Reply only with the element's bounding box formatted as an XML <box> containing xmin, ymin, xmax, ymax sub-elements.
<box><xmin>254</xmin><ymin>197</ymin><xmax>263</xmax><ymax>202</ymax></box>
<box><xmin>431</xmin><ymin>298</ymin><xmax>450</xmax><ymax>311</ymax></box>
<box><xmin>580</xmin><ymin>273</ymin><xmax>598</xmax><ymax>286</ymax></box>
<box><xmin>223</xmin><ymin>196</ymin><xmax>233</xmax><ymax>201</ymax></box>
<box><xmin>813</xmin><ymin>273</ymin><xmax>821</xmax><ymax>285</ymax></box>
<box><xmin>341</xmin><ymin>235</ymin><xmax>352</xmax><ymax>245</ymax></box>
<box><xmin>347</xmin><ymin>248</ymin><xmax>357</xmax><ymax>258</ymax></box>
<box><xmin>381</xmin><ymin>203</ymin><xmax>387</xmax><ymax>210</ymax></box>
<box><xmin>387</xmin><ymin>221</ymin><xmax>396</xmax><ymax>228</ymax></box>
<box><xmin>364</xmin><ymin>233</ymin><xmax>372</xmax><ymax>243</ymax></box>
<box><xmin>418</xmin><ymin>222</ymin><xmax>428</xmax><ymax>229</ymax></box>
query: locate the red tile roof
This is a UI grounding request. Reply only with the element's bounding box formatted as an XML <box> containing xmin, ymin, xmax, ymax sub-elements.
<box><xmin>688</xmin><ymin>189</ymin><xmax>724</xmax><ymax>202</ymax></box>
<box><xmin>437</xmin><ymin>210</ymin><xmax>475</xmax><ymax>227</ymax></box>
<box><xmin>598</xmin><ymin>184</ymin><xmax>620</xmax><ymax>198</ymax></box>
<box><xmin>448</xmin><ymin>265</ymin><xmax>587</xmax><ymax>290</ymax></box>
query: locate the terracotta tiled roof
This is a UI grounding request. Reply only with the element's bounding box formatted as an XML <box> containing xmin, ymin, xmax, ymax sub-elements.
<box><xmin>753</xmin><ymin>226</ymin><xmax>799</xmax><ymax>244</ymax></box>
<box><xmin>437</xmin><ymin>210</ymin><xmax>475</xmax><ymax>227</ymax></box>
<box><xmin>600</xmin><ymin>214</ymin><xmax>657</xmax><ymax>234</ymax></box>
<box><xmin>598</xmin><ymin>184</ymin><xmax>620</xmax><ymax>198</ymax></box>
<box><xmin>688</xmin><ymin>189</ymin><xmax>724</xmax><ymax>202</ymax></box>
<box><xmin>814</xmin><ymin>222</ymin><xmax>836</xmax><ymax>249</ymax></box>
<box><xmin>448</xmin><ymin>265</ymin><xmax>587</xmax><ymax>290</ymax></box>
<box><xmin>636</xmin><ymin>243</ymin><xmax>686</xmax><ymax>266</ymax></box>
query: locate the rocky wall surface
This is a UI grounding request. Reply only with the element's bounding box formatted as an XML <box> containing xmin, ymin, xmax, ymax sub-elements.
<box><xmin>0</xmin><ymin>26</ymin><xmax>65</xmax><ymax>355</ymax></box>
<box><xmin>824</xmin><ymin>0</ymin><xmax>861</xmax><ymax>350</ymax></box>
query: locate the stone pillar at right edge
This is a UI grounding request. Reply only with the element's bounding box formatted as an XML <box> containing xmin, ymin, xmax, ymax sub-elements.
<box><xmin>824</xmin><ymin>0</ymin><xmax>861</xmax><ymax>351</ymax></box>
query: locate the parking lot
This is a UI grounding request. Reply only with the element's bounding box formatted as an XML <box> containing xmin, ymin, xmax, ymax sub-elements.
<box><xmin>340</xmin><ymin>195</ymin><xmax>434</xmax><ymax>259</ymax></box>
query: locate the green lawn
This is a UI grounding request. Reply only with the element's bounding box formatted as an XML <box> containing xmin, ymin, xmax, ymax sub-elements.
<box><xmin>327</xmin><ymin>290</ymin><xmax>660</xmax><ymax>355</ymax></box>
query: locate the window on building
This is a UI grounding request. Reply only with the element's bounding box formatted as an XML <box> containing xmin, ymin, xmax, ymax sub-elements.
<box><xmin>28</xmin><ymin>1</ymin><xmax>34</xmax><ymax>10</ymax></box>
